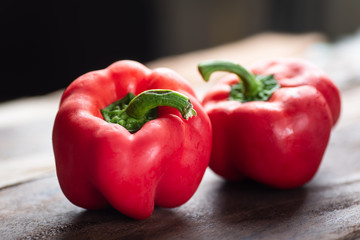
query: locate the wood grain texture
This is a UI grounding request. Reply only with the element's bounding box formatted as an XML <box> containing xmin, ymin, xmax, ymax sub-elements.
<box><xmin>1</xmin><ymin>87</ymin><xmax>360</xmax><ymax>240</ymax></box>
<box><xmin>0</xmin><ymin>91</ymin><xmax>60</xmax><ymax>188</ymax></box>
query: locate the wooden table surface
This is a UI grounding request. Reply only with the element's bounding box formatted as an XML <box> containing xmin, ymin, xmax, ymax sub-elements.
<box><xmin>1</xmin><ymin>33</ymin><xmax>360</xmax><ymax>240</ymax></box>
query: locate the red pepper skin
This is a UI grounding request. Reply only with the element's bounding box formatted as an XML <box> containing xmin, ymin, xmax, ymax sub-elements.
<box><xmin>202</xmin><ymin>58</ymin><xmax>341</xmax><ymax>188</ymax></box>
<box><xmin>52</xmin><ymin>60</ymin><xmax>212</xmax><ymax>220</ymax></box>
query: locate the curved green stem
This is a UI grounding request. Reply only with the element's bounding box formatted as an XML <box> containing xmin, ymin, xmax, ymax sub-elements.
<box><xmin>198</xmin><ymin>60</ymin><xmax>280</xmax><ymax>103</ymax></box>
<box><xmin>126</xmin><ymin>89</ymin><xmax>196</xmax><ymax>120</ymax></box>
<box><xmin>198</xmin><ymin>60</ymin><xmax>262</xmax><ymax>98</ymax></box>
<box><xmin>101</xmin><ymin>89</ymin><xmax>196</xmax><ymax>133</ymax></box>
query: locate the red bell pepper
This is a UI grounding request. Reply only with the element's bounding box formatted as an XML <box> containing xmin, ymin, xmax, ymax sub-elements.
<box><xmin>52</xmin><ymin>60</ymin><xmax>212</xmax><ymax>220</ymax></box>
<box><xmin>198</xmin><ymin>58</ymin><xmax>341</xmax><ymax>189</ymax></box>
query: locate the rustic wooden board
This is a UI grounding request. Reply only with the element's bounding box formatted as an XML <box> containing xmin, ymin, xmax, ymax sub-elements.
<box><xmin>1</xmin><ymin>86</ymin><xmax>360</xmax><ymax>240</ymax></box>
<box><xmin>0</xmin><ymin>91</ymin><xmax>60</xmax><ymax>188</ymax></box>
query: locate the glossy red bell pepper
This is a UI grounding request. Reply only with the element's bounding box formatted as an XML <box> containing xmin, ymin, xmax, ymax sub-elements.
<box><xmin>52</xmin><ymin>60</ymin><xmax>212</xmax><ymax>220</ymax></box>
<box><xmin>198</xmin><ymin>58</ymin><xmax>341</xmax><ymax>189</ymax></box>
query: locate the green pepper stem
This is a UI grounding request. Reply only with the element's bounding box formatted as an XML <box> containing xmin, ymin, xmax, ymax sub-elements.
<box><xmin>126</xmin><ymin>89</ymin><xmax>197</xmax><ymax>120</ymax></box>
<box><xmin>198</xmin><ymin>60</ymin><xmax>263</xmax><ymax>98</ymax></box>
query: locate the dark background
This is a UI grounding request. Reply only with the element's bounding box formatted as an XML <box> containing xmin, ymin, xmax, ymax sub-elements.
<box><xmin>1</xmin><ymin>0</ymin><xmax>359</xmax><ymax>102</ymax></box>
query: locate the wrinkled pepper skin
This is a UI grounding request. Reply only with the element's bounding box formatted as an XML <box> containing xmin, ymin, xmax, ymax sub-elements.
<box><xmin>201</xmin><ymin>58</ymin><xmax>341</xmax><ymax>188</ymax></box>
<box><xmin>52</xmin><ymin>60</ymin><xmax>212</xmax><ymax>220</ymax></box>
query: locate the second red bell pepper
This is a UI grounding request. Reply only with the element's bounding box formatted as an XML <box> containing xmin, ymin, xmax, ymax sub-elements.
<box><xmin>198</xmin><ymin>58</ymin><xmax>341</xmax><ymax>189</ymax></box>
<box><xmin>52</xmin><ymin>60</ymin><xmax>212</xmax><ymax>220</ymax></box>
